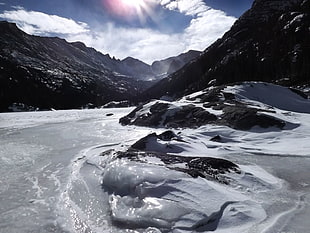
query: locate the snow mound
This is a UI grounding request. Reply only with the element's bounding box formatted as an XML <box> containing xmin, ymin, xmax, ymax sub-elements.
<box><xmin>224</xmin><ymin>82</ymin><xmax>310</xmax><ymax>113</ymax></box>
<box><xmin>100</xmin><ymin>149</ymin><xmax>273</xmax><ymax>232</ymax></box>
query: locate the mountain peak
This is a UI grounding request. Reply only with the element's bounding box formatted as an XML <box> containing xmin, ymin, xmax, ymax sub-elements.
<box><xmin>122</xmin><ymin>56</ymin><xmax>147</xmax><ymax>65</ymax></box>
<box><xmin>143</xmin><ymin>0</ymin><xmax>310</xmax><ymax>100</ymax></box>
<box><xmin>0</xmin><ymin>20</ymin><xmax>18</xmax><ymax>28</ymax></box>
<box><xmin>0</xmin><ymin>21</ymin><xmax>23</xmax><ymax>35</ymax></box>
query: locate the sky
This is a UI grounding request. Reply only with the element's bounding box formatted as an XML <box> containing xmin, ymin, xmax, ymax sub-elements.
<box><xmin>0</xmin><ymin>0</ymin><xmax>253</xmax><ymax>64</ymax></box>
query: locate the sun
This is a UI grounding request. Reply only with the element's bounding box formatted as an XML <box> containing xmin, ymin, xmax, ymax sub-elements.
<box><xmin>121</xmin><ymin>0</ymin><xmax>144</xmax><ymax>9</ymax></box>
<box><xmin>103</xmin><ymin>0</ymin><xmax>155</xmax><ymax>24</ymax></box>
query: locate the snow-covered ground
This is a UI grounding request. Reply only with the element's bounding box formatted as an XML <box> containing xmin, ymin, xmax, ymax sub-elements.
<box><xmin>0</xmin><ymin>83</ymin><xmax>310</xmax><ymax>233</ymax></box>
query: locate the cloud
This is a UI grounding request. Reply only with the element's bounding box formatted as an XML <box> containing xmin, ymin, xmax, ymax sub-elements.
<box><xmin>160</xmin><ymin>0</ymin><xmax>209</xmax><ymax>15</ymax></box>
<box><xmin>69</xmin><ymin>0</ymin><xmax>236</xmax><ymax>63</ymax></box>
<box><xmin>67</xmin><ymin>23</ymin><xmax>186</xmax><ymax>64</ymax></box>
<box><xmin>158</xmin><ymin>0</ymin><xmax>236</xmax><ymax>56</ymax></box>
<box><xmin>0</xmin><ymin>2</ymin><xmax>236</xmax><ymax>64</ymax></box>
<box><xmin>183</xmin><ymin>9</ymin><xmax>236</xmax><ymax>51</ymax></box>
<box><xmin>0</xmin><ymin>7</ymin><xmax>89</xmax><ymax>35</ymax></box>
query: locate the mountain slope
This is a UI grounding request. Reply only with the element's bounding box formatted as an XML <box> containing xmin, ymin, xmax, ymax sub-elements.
<box><xmin>151</xmin><ymin>50</ymin><xmax>201</xmax><ymax>76</ymax></box>
<box><xmin>143</xmin><ymin>0</ymin><xmax>310</xmax><ymax>100</ymax></box>
<box><xmin>0</xmin><ymin>21</ymin><xmax>201</xmax><ymax>112</ymax></box>
<box><xmin>0</xmin><ymin>21</ymin><xmax>150</xmax><ymax>111</ymax></box>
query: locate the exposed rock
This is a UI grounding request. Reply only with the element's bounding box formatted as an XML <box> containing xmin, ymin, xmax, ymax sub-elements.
<box><xmin>130</xmin><ymin>131</ymin><xmax>185</xmax><ymax>153</ymax></box>
<box><xmin>102</xmin><ymin>100</ymin><xmax>132</xmax><ymax>108</ymax></box>
<box><xmin>289</xmin><ymin>87</ymin><xmax>309</xmax><ymax>99</ymax></box>
<box><xmin>8</xmin><ymin>102</ymin><xmax>39</xmax><ymax>112</ymax></box>
<box><xmin>119</xmin><ymin>102</ymin><xmax>169</xmax><ymax>127</ymax></box>
<box><xmin>157</xmin><ymin>130</ymin><xmax>180</xmax><ymax>141</ymax></box>
<box><xmin>163</xmin><ymin>105</ymin><xmax>217</xmax><ymax>128</ymax></box>
<box><xmin>117</xmin><ymin>150</ymin><xmax>240</xmax><ymax>184</ymax></box>
<box><xmin>210</xmin><ymin>135</ymin><xmax>223</xmax><ymax>142</ymax></box>
<box><xmin>220</xmin><ymin>105</ymin><xmax>286</xmax><ymax>130</ymax></box>
<box><xmin>120</xmin><ymin>82</ymin><xmax>295</xmax><ymax>131</ymax></box>
<box><xmin>120</xmin><ymin>102</ymin><xmax>217</xmax><ymax>129</ymax></box>
<box><xmin>118</xmin><ymin>104</ymin><xmax>144</xmax><ymax>125</ymax></box>
<box><xmin>130</xmin><ymin>133</ymin><xmax>158</xmax><ymax>151</ymax></box>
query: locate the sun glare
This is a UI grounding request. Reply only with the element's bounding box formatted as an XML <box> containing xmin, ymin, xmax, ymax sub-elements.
<box><xmin>122</xmin><ymin>0</ymin><xmax>144</xmax><ymax>8</ymax></box>
<box><xmin>103</xmin><ymin>0</ymin><xmax>155</xmax><ymax>24</ymax></box>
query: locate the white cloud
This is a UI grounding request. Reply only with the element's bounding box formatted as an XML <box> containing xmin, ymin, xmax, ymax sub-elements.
<box><xmin>157</xmin><ymin>0</ymin><xmax>236</xmax><ymax>58</ymax></box>
<box><xmin>183</xmin><ymin>9</ymin><xmax>235</xmax><ymax>51</ymax></box>
<box><xmin>160</xmin><ymin>0</ymin><xmax>209</xmax><ymax>16</ymax></box>
<box><xmin>0</xmin><ymin>2</ymin><xmax>236</xmax><ymax>64</ymax></box>
<box><xmin>68</xmin><ymin>0</ymin><xmax>236</xmax><ymax>63</ymax></box>
<box><xmin>0</xmin><ymin>3</ymin><xmax>6</xmax><ymax>6</ymax></box>
<box><xmin>0</xmin><ymin>7</ymin><xmax>89</xmax><ymax>35</ymax></box>
<box><xmin>67</xmin><ymin>24</ymin><xmax>186</xmax><ymax>64</ymax></box>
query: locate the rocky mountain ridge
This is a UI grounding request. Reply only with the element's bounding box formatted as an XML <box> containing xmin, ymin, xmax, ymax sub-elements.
<box><xmin>0</xmin><ymin>21</ymin><xmax>141</xmax><ymax>111</ymax></box>
<box><xmin>151</xmin><ymin>50</ymin><xmax>201</xmax><ymax>77</ymax></box>
<box><xmin>143</xmin><ymin>0</ymin><xmax>310</xmax><ymax>100</ymax></box>
<box><xmin>0</xmin><ymin>21</ymin><xmax>200</xmax><ymax>112</ymax></box>
<box><xmin>119</xmin><ymin>50</ymin><xmax>201</xmax><ymax>80</ymax></box>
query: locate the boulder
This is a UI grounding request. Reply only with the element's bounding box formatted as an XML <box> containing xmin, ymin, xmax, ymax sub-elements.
<box><xmin>130</xmin><ymin>131</ymin><xmax>184</xmax><ymax>153</ymax></box>
<box><xmin>220</xmin><ymin>106</ymin><xmax>286</xmax><ymax>130</ymax></box>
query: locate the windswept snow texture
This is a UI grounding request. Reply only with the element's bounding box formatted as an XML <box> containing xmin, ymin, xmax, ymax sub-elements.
<box><xmin>0</xmin><ymin>82</ymin><xmax>310</xmax><ymax>232</ymax></box>
<box><xmin>224</xmin><ymin>82</ymin><xmax>310</xmax><ymax>113</ymax></box>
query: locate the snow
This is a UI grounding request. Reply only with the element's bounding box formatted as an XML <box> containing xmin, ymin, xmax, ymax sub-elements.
<box><xmin>284</xmin><ymin>13</ymin><xmax>305</xmax><ymax>30</ymax></box>
<box><xmin>224</xmin><ymin>82</ymin><xmax>310</xmax><ymax>113</ymax></box>
<box><xmin>0</xmin><ymin>82</ymin><xmax>310</xmax><ymax>232</ymax></box>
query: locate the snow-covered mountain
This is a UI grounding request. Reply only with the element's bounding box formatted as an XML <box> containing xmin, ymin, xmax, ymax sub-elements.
<box><xmin>0</xmin><ymin>21</ymin><xmax>201</xmax><ymax>112</ymax></box>
<box><xmin>144</xmin><ymin>0</ymin><xmax>310</xmax><ymax>100</ymax></box>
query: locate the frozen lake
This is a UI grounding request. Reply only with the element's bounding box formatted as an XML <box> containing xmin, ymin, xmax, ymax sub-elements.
<box><xmin>0</xmin><ymin>107</ymin><xmax>309</xmax><ymax>232</ymax></box>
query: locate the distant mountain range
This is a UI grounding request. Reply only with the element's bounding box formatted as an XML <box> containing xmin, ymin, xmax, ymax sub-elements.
<box><xmin>0</xmin><ymin>21</ymin><xmax>200</xmax><ymax>112</ymax></box>
<box><xmin>1</xmin><ymin>0</ymin><xmax>309</xmax><ymax>112</ymax></box>
<box><xmin>143</xmin><ymin>0</ymin><xmax>310</xmax><ymax>100</ymax></box>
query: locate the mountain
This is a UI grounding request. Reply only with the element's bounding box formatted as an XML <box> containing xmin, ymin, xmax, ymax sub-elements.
<box><xmin>143</xmin><ymin>0</ymin><xmax>310</xmax><ymax>100</ymax></box>
<box><xmin>0</xmin><ymin>21</ymin><xmax>201</xmax><ymax>112</ymax></box>
<box><xmin>119</xmin><ymin>50</ymin><xmax>201</xmax><ymax>81</ymax></box>
<box><xmin>151</xmin><ymin>50</ymin><xmax>201</xmax><ymax>77</ymax></box>
<box><xmin>118</xmin><ymin>57</ymin><xmax>155</xmax><ymax>81</ymax></box>
<box><xmin>0</xmin><ymin>21</ymin><xmax>148</xmax><ymax>111</ymax></box>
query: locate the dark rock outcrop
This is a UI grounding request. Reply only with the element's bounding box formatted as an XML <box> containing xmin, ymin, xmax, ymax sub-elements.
<box><xmin>210</xmin><ymin>135</ymin><xmax>223</xmax><ymax>142</ymax></box>
<box><xmin>117</xmin><ymin>150</ymin><xmax>240</xmax><ymax>184</ymax></box>
<box><xmin>120</xmin><ymin>83</ymin><xmax>292</xmax><ymax>131</ymax></box>
<box><xmin>120</xmin><ymin>102</ymin><xmax>217</xmax><ymax>129</ymax></box>
<box><xmin>130</xmin><ymin>131</ymin><xmax>184</xmax><ymax>153</ymax></box>
<box><xmin>119</xmin><ymin>102</ymin><xmax>170</xmax><ymax>127</ymax></box>
<box><xmin>219</xmin><ymin>105</ymin><xmax>286</xmax><ymax>130</ymax></box>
